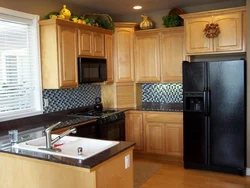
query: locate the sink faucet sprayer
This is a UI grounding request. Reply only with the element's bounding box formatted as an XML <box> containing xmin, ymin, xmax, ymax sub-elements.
<box><xmin>40</xmin><ymin>121</ymin><xmax>77</xmax><ymax>152</ymax></box>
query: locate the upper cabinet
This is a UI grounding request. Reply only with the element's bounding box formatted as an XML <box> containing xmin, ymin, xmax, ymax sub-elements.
<box><xmin>181</xmin><ymin>6</ymin><xmax>246</xmax><ymax>55</ymax></box>
<box><xmin>161</xmin><ymin>28</ymin><xmax>185</xmax><ymax>82</ymax></box>
<box><xmin>135</xmin><ymin>27</ymin><xmax>185</xmax><ymax>83</ymax></box>
<box><xmin>114</xmin><ymin>23</ymin><xmax>137</xmax><ymax>83</ymax></box>
<box><xmin>78</xmin><ymin>30</ymin><xmax>105</xmax><ymax>57</ymax></box>
<box><xmin>105</xmin><ymin>34</ymin><xmax>114</xmax><ymax>83</ymax></box>
<box><xmin>39</xmin><ymin>19</ymin><xmax>113</xmax><ymax>89</ymax></box>
<box><xmin>40</xmin><ymin>20</ymin><xmax>78</xmax><ymax>89</ymax></box>
<box><xmin>135</xmin><ymin>32</ymin><xmax>161</xmax><ymax>82</ymax></box>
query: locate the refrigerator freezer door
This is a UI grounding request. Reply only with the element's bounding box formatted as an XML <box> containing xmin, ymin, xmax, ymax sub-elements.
<box><xmin>183</xmin><ymin>61</ymin><xmax>207</xmax><ymax>93</ymax></box>
<box><xmin>208</xmin><ymin>60</ymin><xmax>246</xmax><ymax>169</ymax></box>
<box><xmin>184</xmin><ymin>112</ymin><xmax>207</xmax><ymax>164</ymax></box>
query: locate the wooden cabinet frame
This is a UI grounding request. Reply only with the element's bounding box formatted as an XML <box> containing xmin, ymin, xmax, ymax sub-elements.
<box><xmin>39</xmin><ymin>19</ymin><xmax>113</xmax><ymax>89</ymax></box>
<box><xmin>181</xmin><ymin>6</ymin><xmax>246</xmax><ymax>55</ymax></box>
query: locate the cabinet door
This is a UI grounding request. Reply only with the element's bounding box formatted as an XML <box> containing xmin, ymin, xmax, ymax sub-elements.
<box><xmin>135</xmin><ymin>33</ymin><xmax>161</xmax><ymax>82</ymax></box>
<box><xmin>78</xmin><ymin>29</ymin><xmax>92</xmax><ymax>56</ymax></box>
<box><xmin>57</xmin><ymin>25</ymin><xmax>78</xmax><ymax>88</ymax></box>
<box><xmin>164</xmin><ymin>123</ymin><xmax>183</xmax><ymax>157</ymax></box>
<box><xmin>161</xmin><ymin>28</ymin><xmax>184</xmax><ymax>82</ymax></box>
<box><xmin>185</xmin><ymin>17</ymin><xmax>213</xmax><ymax>54</ymax></box>
<box><xmin>93</xmin><ymin>33</ymin><xmax>105</xmax><ymax>57</ymax></box>
<box><xmin>125</xmin><ymin>112</ymin><xmax>144</xmax><ymax>151</ymax></box>
<box><xmin>105</xmin><ymin>35</ymin><xmax>114</xmax><ymax>83</ymax></box>
<box><xmin>145</xmin><ymin>122</ymin><xmax>165</xmax><ymax>154</ymax></box>
<box><xmin>114</xmin><ymin>28</ymin><xmax>134</xmax><ymax>82</ymax></box>
<box><xmin>213</xmin><ymin>13</ymin><xmax>243</xmax><ymax>52</ymax></box>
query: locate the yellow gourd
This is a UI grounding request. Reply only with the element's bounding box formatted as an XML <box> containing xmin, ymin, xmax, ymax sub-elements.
<box><xmin>60</xmin><ymin>5</ymin><xmax>71</xmax><ymax>20</ymax></box>
<box><xmin>140</xmin><ymin>15</ymin><xmax>153</xmax><ymax>30</ymax></box>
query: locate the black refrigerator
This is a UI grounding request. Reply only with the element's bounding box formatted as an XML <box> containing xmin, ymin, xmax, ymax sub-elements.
<box><xmin>183</xmin><ymin>60</ymin><xmax>246</xmax><ymax>176</ymax></box>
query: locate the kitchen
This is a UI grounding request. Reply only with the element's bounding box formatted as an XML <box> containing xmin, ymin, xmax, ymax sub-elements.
<box><xmin>0</xmin><ymin>0</ymin><xmax>250</xmax><ymax>187</ymax></box>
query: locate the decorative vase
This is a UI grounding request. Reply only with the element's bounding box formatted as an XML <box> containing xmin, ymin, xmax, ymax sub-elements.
<box><xmin>140</xmin><ymin>15</ymin><xmax>153</xmax><ymax>30</ymax></box>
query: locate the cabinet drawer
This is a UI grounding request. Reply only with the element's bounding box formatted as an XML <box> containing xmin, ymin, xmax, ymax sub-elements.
<box><xmin>144</xmin><ymin>112</ymin><xmax>183</xmax><ymax>123</ymax></box>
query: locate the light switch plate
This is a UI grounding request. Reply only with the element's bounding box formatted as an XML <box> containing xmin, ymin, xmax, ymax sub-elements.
<box><xmin>125</xmin><ymin>154</ymin><xmax>130</xmax><ymax>169</ymax></box>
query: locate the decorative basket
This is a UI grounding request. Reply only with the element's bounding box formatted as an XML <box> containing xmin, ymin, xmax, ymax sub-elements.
<box><xmin>168</xmin><ymin>8</ymin><xmax>185</xmax><ymax>15</ymax></box>
<box><xmin>82</xmin><ymin>13</ymin><xmax>114</xmax><ymax>30</ymax></box>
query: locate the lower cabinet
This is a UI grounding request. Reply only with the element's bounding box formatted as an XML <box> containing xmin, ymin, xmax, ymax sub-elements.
<box><xmin>125</xmin><ymin>111</ymin><xmax>183</xmax><ymax>158</ymax></box>
<box><xmin>125</xmin><ymin>111</ymin><xmax>144</xmax><ymax>151</ymax></box>
<box><xmin>145</xmin><ymin>122</ymin><xmax>165</xmax><ymax>154</ymax></box>
<box><xmin>164</xmin><ymin>123</ymin><xmax>183</xmax><ymax>157</ymax></box>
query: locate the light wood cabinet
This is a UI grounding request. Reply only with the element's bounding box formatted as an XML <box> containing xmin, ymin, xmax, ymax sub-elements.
<box><xmin>164</xmin><ymin>123</ymin><xmax>183</xmax><ymax>157</ymax></box>
<box><xmin>144</xmin><ymin>112</ymin><xmax>183</xmax><ymax>158</ymax></box>
<box><xmin>39</xmin><ymin>19</ymin><xmax>113</xmax><ymax>89</ymax></box>
<box><xmin>78</xmin><ymin>29</ymin><xmax>105</xmax><ymax>57</ymax></box>
<box><xmin>114</xmin><ymin>23</ymin><xmax>137</xmax><ymax>83</ymax></box>
<box><xmin>40</xmin><ymin>21</ymin><xmax>78</xmax><ymax>89</ymax></box>
<box><xmin>135</xmin><ymin>27</ymin><xmax>184</xmax><ymax>83</ymax></box>
<box><xmin>161</xmin><ymin>28</ymin><xmax>185</xmax><ymax>82</ymax></box>
<box><xmin>135</xmin><ymin>32</ymin><xmax>161</xmax><ymax>82</ymax></box>
<box><xmin>105</xmin><ymin>35</ymin><xmax>114</xmax><ymax>83</ymax></box>
<box><xmin>145</xmin><ymin>122</ymin><xmax>165</xmax><ymax>154</ymax></box>
<box><xmin>181</xmin><ymin>7</ymin><xmax>246</xmax><ymax>55</ymax></box>
<box><xmin>0</xmin><ymin>148</ymin><xmax>134</xmax><ymax>188</ymax></box>
<box><xmin>125</xmin><ymin>111</ymin><xmax>144</xmax><ymax>151</ymax></box>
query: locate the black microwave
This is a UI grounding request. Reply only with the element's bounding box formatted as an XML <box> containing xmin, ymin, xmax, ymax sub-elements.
<box><xmin>78</xmin><ymin>57</ymin><xmax>107</xmax><ymax>83</ymax></box>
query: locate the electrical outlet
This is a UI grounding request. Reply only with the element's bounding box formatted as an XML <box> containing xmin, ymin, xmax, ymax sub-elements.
<box><xmin>125</xmin><ymin>154</ymin><xmax>130</xmax><ymax>169</ymax></box>
<box><xmin>44</xmin><ymin>98</ymin><xmax>49</xmax><ymax>107</ymax></box>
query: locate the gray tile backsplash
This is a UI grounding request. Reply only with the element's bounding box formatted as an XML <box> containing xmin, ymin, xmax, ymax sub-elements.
<box><xmin>142</xmin><ymin>83</ymin><xmax>183</xmax><ymax>103</ymax></box>
<box><xmin>42</xmin><ymin>84</ymin><xmax>101</xmax><ymax>113</ymax></box>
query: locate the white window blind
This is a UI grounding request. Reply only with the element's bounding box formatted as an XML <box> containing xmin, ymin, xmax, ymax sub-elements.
<box><xmin>0</xmin><ymin>7</ymin><xmax>43</xmax><ymax>121</ymax></box>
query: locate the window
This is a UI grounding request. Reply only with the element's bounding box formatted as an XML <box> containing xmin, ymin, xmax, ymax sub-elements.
<box><xmin>0</xmin><ymin>7</ymin><xmax>42</xmax><ymax>121</ymax></box>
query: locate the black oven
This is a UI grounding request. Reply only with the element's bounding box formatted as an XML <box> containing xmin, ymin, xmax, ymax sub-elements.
<box><xmin>68</xmin><ymin>110</ymin><xmax>125</xmax><ymax>141</ymax></box>
<box><xmin>99</xmin><ymin>118</ymin><xmax>125</xmax><ymax>141</ymax></box>
<box><xmin>78</xmin><ymin>57</ymin><xmax>107</xmax><ymax>83</ymax></box>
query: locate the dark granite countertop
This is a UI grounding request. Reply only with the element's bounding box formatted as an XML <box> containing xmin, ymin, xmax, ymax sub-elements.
<box><xmin>133</xmin><ymin>102</ymin><xmax>183</xmax><ymax>112</ymax></box>
<box><xmin>0</xmin><ymin>140</ymin><xmax>135</xmax><ymax>169</ymax></box>
<box><xmin>0</xmin><ymin>103</ymin><xmax>180</xmax><ymax>170</ymax></box>
<box><xmin>0</xmin><ymin>105</ymin><xmax>135</xmax><ymax>169</ymax></box>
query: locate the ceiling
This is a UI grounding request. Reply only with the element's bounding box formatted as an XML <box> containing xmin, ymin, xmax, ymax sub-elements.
<box><xmin>64</xmin><ymin>0</ymin><xmax>232</xmax><ymax>15</ymax></box>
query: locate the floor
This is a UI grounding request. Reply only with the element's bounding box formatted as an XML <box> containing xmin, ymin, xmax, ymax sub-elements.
<box><xmin>135</xmin><ymin>158</ymin><xmax>250</xmax><ymax>188</ymax></box>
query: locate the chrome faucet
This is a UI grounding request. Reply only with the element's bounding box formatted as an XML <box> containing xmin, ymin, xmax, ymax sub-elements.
<box><xmin>40</xmin><ymin>121</ymin><xmax>77</xmax><ymax>152</ymax></box>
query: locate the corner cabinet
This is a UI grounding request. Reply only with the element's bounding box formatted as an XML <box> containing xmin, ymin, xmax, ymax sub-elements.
<box><xmin>114</xmin><ymin>23</ymin><xmax>137</xmax><ymax>83</ymax></box>
<box><xmin>181</xmin><ymin>6</ymin><xmax>246</xmax><ymax>55</ymax></box>
<box><xmin>135</xmin><ymin>27</ymin><xmax>185</xmax><ymax>83</ymax></box>
<box><xmin>39</xmin><ymin>19</ymin><xmax>113</xmax><ymax>89</ymax></box>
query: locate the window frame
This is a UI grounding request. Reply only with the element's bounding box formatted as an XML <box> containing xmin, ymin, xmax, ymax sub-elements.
<box><xmin>0</xmin><ymin>7</ymin><xmax>43</xmax><ymax>122</ymax></box>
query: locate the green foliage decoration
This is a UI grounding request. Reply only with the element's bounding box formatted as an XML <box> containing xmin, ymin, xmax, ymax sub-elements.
<box><xmin>162</xmin><ymin>14</ymin><xmax>183</xmax><ymax>27</ymax></box>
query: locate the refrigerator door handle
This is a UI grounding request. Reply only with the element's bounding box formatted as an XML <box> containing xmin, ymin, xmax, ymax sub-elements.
<box><xmin>207</xmin><ymin>88</ymin><xmax>211</xmax><ymax>115</ymax></box>
<box><xmin>204</xmin><ymin>88</ymin><xmax>207</xmax><ymax>116</ymax></box>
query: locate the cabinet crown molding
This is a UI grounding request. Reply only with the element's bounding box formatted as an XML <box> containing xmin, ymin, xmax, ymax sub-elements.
<box><xmin>114</xmin><ymin>22</ymin><xmax>139</xmax><ymax>28</ymax></box>
<box><xmin>180</xmin><ymin>6</ymin><xmax>246</xmax><ymax>19</ymax></box>
<box><xmin>135</xmin><ymin>26</ymin><xmax>184</xmax><ymax>35</ymax></box>
<box><xmin>39</xmin><ymin>18</ymin><xmax>113</xmax><ymax>35</ymax></box>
